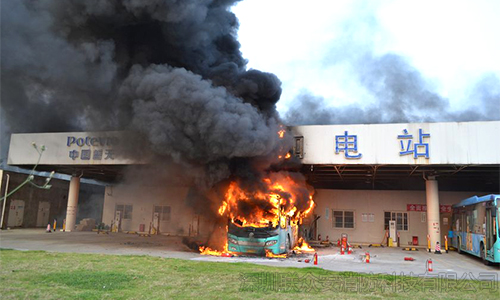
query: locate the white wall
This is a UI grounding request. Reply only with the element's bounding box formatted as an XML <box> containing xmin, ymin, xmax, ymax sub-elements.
<box><xmin>103</xmin><ymin>184</ymin><xmax>207</xmax><ymax>235</ymax></box>
<box><xmin>102</xmin><ymin>182</ymin><xmax>486</xmax><ymax>244</ymax></box>
<box><xmin>292</xmin><ymin>121</ymin><xmax>500</xmax><ymax>165</ymax></box>
<box><xmin>313</xmin><ymin>189</ymin><xmax>480</xmax><ymax>245</ymax></box>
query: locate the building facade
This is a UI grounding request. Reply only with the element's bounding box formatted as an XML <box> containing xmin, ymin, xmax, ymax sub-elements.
<box><xmin>4</xmin><ymin>121</ymin><xmax>499</xmax><ymax>248</ymax></box>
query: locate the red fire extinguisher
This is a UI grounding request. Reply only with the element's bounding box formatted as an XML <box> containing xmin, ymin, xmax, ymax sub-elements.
<box><xmin>313</xmin><ymin>253</ymin><xmax>318</xmax><ymax>265</ymax></box>
<box><xmin>426</xmin><ymin>259</ymin><xmax>433</xmax><ymax>272</ymax></box>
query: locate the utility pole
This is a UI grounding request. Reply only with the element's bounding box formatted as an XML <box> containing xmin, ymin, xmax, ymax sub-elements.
<box><xmin>0</xmin><ymin>143</ymin><xmax>54</xmax><ymax>229</ymax></box>
<box><xmin>0</xmin><ymin>173</ymin><xmax>9</xmax><ymax>229</ymax></box>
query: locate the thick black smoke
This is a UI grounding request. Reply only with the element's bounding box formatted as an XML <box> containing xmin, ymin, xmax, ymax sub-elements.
<box><xmin>285</xmin><ymin>59</ymin><xmax>500</xmax><ymax>125</ymax></box>
<box><xmin>284</xmin><ymin>5</ymin><xmax>500</xmax><ymax>125</ymax></box>
<box><xmin>121</xmin><ymin>65</ymin><xmax>280</xmax><ymax>163</ymax></box>
<box><xmin>1</xmin><ymin>0</ymin><xmax>290</xmax><ymax>187</ymax></box>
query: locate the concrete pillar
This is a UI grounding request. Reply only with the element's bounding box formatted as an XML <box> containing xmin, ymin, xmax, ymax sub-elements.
<box><xmin>425</xmin><ymin>177</ymin><xmax>441</xmax><ymax>251</ymax></box>
<box><xmin>65</xmin><ymin>176</ymin><xmax>80</xmax><ymax>232</ymax></box>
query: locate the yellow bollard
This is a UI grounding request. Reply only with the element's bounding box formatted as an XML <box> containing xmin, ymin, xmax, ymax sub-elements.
<box><xmin>62</xmin><ymin>219</ymin><xmax>66</xmax><ymax>232</ymax></box>
<box><xmin>53</xmin><ymin>219</ymin><xmax>57</xmax><ymax>232</ymax></box>
<box><xmin>427</xmin><ymin>234</ymin><xmax>431</xmax><ymax>252</ymax></box>
<box><xmin>444</xmin><ymin>235</ymin><xmax>448</xmax><ymax>253</ymax></box>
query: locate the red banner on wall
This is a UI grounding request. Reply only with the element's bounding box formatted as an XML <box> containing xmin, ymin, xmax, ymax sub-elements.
<box><xmin>406</xmin><ymin>204</ymin><xmax>451</xmax><ymax>213</ymax></box>
<box><xmin>439</xmin><ymin>205</ymin><xmax>452</xmax><ymax>213</ymax></box>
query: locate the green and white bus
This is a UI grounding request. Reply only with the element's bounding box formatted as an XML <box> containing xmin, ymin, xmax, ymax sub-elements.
<box><xmin>227</xmin><ymin>216</ymin><xmax>298</xmax><ymax>256</ymax></box>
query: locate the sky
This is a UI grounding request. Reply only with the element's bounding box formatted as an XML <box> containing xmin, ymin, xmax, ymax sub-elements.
<box><xmin>232</xmin><ymin>0</ymin><xmax>500</xmax><ymax>116</ymax></box>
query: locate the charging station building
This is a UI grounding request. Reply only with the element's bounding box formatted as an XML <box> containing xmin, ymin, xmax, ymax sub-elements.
<box><xmin>4</xmin><ymin>121</ymin><xmax>500</xmax><ymax>247</ymax></box>
<box><xmin>292</xmin><ymin>121</ymin><xmax>499</xmax><ymax>247</ymax></box>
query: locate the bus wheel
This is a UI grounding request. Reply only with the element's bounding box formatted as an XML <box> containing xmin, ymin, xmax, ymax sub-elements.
<box><xmin>480</xmin><ymin>244</ymin><xmax>492</xmax><ymax>266</ymax></box>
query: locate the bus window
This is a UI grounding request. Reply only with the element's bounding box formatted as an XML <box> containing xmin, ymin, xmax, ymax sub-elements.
<box><xmin>494</xmin><ymin>218</ymin><xmax>498</xmax><ymax>243</ymax></box>
<box><xmin>452</xmin><ymin>211</ymin><xmax>459</xmax><ymax>231</ymax></box>
<box><xmin>466</xmin><ymin>210</ymin><xmax>473</xmax><ymax>233</ymax></box>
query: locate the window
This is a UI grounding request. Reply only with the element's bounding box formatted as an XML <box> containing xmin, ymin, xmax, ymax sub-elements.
<box><xmin>384</xmin><ymin>211</ymin><xmax>408</xmax><ymax>231</ymax></box>
<box><xmin>466</xmin><ymin>209</ymin><xmax>473</xmax><ymax>232</ymax></box>
<box><xmin>116</xmin><ymin>204</ymin><xmax>133</xmax><ymax>220</ymax></box>
<box><xmin>293</xmin><ymin>136</ymin><xmax>304</xmax><ymax>159</ymax></box>
<box><xmin>333</xmin><ymin>210</ymin><xmax>354</xmax><ymax>228</ymax></box>
<box><xmin>154</xmin><ymin>206</ymin><xmax>171</xmax><ymax>221</ymax></box>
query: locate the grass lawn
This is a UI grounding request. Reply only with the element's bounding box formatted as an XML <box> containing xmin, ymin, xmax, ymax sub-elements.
<box><xmin>0</xmin><ymin>249</ymin><xmax>498</xmax><ymax>299</ymax></box>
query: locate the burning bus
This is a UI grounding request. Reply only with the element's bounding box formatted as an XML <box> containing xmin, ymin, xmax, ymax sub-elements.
<box><xmin>227</xmin><ymin>212</ymin><xmax>298</xmax><ymax>256</ymax></box>
<box><xmin>201</xmin><ymin>173</ymin><xmax>315</xmax><ymax>257</ymax></box>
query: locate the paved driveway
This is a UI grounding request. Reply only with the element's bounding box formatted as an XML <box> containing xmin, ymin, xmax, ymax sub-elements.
<box><xmin>1</xmin><ymin>229</ymin><xmax>499</xmax><ymax>280</ymax></box>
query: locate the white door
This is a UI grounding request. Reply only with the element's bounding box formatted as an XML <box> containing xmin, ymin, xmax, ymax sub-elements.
<box><xmin>36</xmin><ymin>201</ymin><xmax>51</xmax><ymax>227</ymax></box>
<box><xmin>7</xmin><ymin>200</ymin><xmax>25</xmax><ymax>227</ymax></box>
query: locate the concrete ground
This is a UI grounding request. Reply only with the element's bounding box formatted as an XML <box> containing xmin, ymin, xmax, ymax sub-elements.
<box><xmin>1</xmin><ymin>229</ymin><xmax>499</xmax><ymax>280</ymax></box>
<box><xmin>0</xmin><ymin>229</ymin><xmax>200</xmax><ymax>259</ymax></box>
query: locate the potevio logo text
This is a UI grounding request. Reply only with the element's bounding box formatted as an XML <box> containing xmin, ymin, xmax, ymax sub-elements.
<box><xmin>67</xmin><ymin>136</ymin><xmax>119</xmax><ymax>147</ymax></box>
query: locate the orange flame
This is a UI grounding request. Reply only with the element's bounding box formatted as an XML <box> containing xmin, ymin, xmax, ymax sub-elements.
<box><xmin>219</xmin><ymin>174</ymin><xmax>315</xmax><ymax>228</ymax></box>
<box><xmin>265</xmin><ymin>249</ymin><xmax>287</xmax><ymax>258</ymax></box>
<box><xmin>199</xmin><ymin>244</ymin><xmax>234</xmax><ymax>257</ymax></box>
<box><xmin>293</xmin><ymin>237</ymin><xmax>315</xmax><ymax>253</ymax></box>
<box><xmin>300</xmin><ymin>196</ymin><xmax>315</xmax><ymax>218</ymax></box>
<box><xmin>278</xmin><ymin>152</ymin><xmax>291</xmax><ymax>160</ymax></box>
<box><xmin>278</xmin><ymin>129</ymin><xmax>285</xmax><ymax>139</ymax></box>
<box><xmin>218</xmin><ymin>201</ymin><xmax>227</xmax><ymax>215</ymax></box>
<box><xmin>201</xmin><ymin>171</ymin><xmax>315</xmax><ymax>257</ymax></box>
